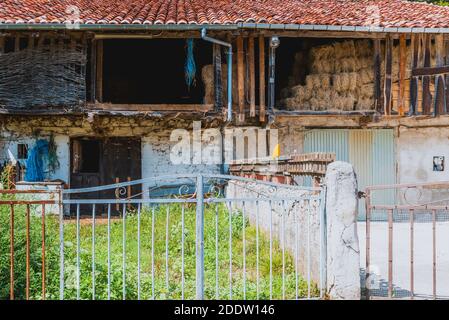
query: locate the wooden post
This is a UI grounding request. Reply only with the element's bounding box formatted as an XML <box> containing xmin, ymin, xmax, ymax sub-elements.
<box><xmin>14</xmin><ymin>35</ymin><xmax>20</xmax><ymax>52</ymax></box>
<box><xmin>96</xmin><ymin>39</ymin><xmax>104</xmax><ymax>103</ymax></box>
<box><xmin>248</xmin><ymin>37</ymin><xmax>256</xmax><ymax>117</ymax></box>
<box><xmin>213</xmin><ymin>44</ymin><xmax>223</xmax><ymax>111</ymax></box>
<box><xmin>384</xmin><ymin>36</ymin><xmax>393</xmax><ymax>116</ymax></box>
<box><xmin>422</xmin><ymin>34</ymin><xmax>432</xmax><ymax>114</ymax></box>
<box><xmin>90</xmin><ymin>39</ymin><xmax>97</xmax><ymax>103</ymax></box>
<box><xmin>0</xmin><ymin>35</ymin><xmax>4</xmax><ymax>54</ymax></box>
<box><xmin>398</xmin><ymin>35</ymin><xmax>406</xmax><ymax>116</ymax></box>
<box><xmin>434</xmin><ymin>34</ymin><xmax>445</xmax><ymax>115</ymax></box>
<box><xmin>410</xmin><ymin>34</ymin><xmax>419</xmax><ymax>115</ymax></box>
<box><xmin>237</xmin><ymin>36</ymin><xmax>245</xmax><ymax>123</ymax></box>
<box><xmin>373</xmin><ymin>39</ymin><xmax>382</xmax><ymax>113</ymax></box>
<box><xmin>445</xmin><ymin>39</ymin><xmax>449</xmax><ymax>113</ymax></box>
<box><xmin>259</xmin><ymin>36</ymin><xmax>266</xmax><ymax>122</ymax></box>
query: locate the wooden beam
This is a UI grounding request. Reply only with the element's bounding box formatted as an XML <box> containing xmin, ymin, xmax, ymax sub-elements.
<box><xmin>373</xmin><ymin>39</ymin><xmax>382</xmax><ymax>113</ymax></box>
<box><xmin>434</xmin><ymin>34</ymin><xmax>445</xmax><ymax>115</ymax></box>
<box><xmin>383</xmin><ymin>36</ymin><xmax>393</xmax><ymax>116</ymax></box>
<box><xmin>87</xmin><ymin>103</ymin><xmax>214</xmax><ymax>112</ymax></box>
<box><xmin>398</xmin><ymin>34</ymin><xmax>406</xmax><ymax>116</ymax></box>
<box><xmin>259</xmin><ymin>36</ymin><xmax>266</xmax><ymax>122</ymax></box>
<box><xmin>90</xmin><ymin>39</ymin><xmax>97</xmax><ymax>103</ymax></box>
<box><xmin>237</xmin><ymin>36</ymin><xmax>245</xmax><ymax>123</ymax></box>
<box><xmin>422</xmin><ymin>34</ymin><xmax>432</xmax><ymax>114</ymax></box>
<box><xmin>213</xmin><ymin>44</ymin><xmax>223</xmax><ymax>111</ymax></box>
<box><xmin>410</xmin><ymin>34</ymin><xmax>419</xmax><ymax>115</ymax></box>
<box><xmin>96</xmin><ymin>39</ymin><xmax>104</xmax><ymax>103</ymax></box>
<box><xmin>412</xmin><ymin>65</ymin><xmax>449</xmax><ymax>77</ymax></box>
<box><xmin>248</xmin><ymin>37</ymin><xmax>256</xmax><ymax>117</ymax></box>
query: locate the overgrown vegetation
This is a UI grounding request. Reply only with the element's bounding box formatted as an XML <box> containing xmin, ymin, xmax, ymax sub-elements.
<box><xmin>1</xmin><ymin>202</ymin><xmax>318</xmax><ymax>300</ymax></box>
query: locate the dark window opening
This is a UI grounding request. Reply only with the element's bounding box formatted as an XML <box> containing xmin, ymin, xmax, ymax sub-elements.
<box><xmin>72</xmin><ymin>139</ymin><xmax>100</xmax><ymax>173</ymax></box>
<box><xmin>17</xmin><ymin>143</ymin><xmax>28</xmax><ymax>159</ymax></box>
<box><xmin>101</xmin><ymin>39</ymin><xmax>212</xmax><ymax>104</ymax></box>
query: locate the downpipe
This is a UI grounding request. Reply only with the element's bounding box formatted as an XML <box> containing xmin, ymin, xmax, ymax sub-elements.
<box><xmin>201</xmin><ymin>28</ymin><xmax>233</xmax><ymax>122</ymax></box>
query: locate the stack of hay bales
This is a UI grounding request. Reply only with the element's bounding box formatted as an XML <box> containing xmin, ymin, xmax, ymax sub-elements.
<box><xmin>282</xmin><ymin>40</ymin><xmax>376</xmax><ymax>111</ymax></box>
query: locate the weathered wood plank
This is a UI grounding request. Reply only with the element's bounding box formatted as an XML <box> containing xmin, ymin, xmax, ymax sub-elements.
<box><xmin>446</xmin><ymin>40</ymin><xmax>449</xmax><ymax>113</ymax></box>
<box><xmin>213</xmin><ymin>44</ymin><xmax>223</xmax><ymax>111</ymax></box>
<box><xmin>398</xmin><ymin>34</ymin><xmax>406</xmax><ymax>116</ymax></box>
<box><xmin>410</xmin><ymin>34</ymin><xmax>419</xmax><ymax>115</ymax></box>
<box><xmin>412</xmin><ymin>65</ymin><xmax>449</xmax><ymax>77</ymax></box>
<box><xmin>96</xmin><ymin>39</ymin><xmax>104</xmax><ymax>103</ymax></box>
<box><xmin>237</xmin><ymin>36</ymin><xmax>245</xmax><ymax>123</ymax></box>
<box><xmin>14</xmin><ymin>35</ymin><xmax>20</xmax><ymax>52</ymax></box>
<box><xmin>87</xmin><ymin>103</ymin><xmax>214</xmax><ymax>112</ymax></box>
<box><xmin>373</xmin><ymin>39</ymin><xmax>382</xmax><ymax>113</ymax></box>
<box><xmin>434</xmin><ymin>34</ymin><xmax>445</xmax><ymax>115</ymax></box>
<box><xmin>422</xmin><ymin>34</ymin><xmax>432</xmax><ymax>114</ymax></box>
<box><xmin>248</xmin><ymin>37</ymin><xmax>256</xmax><ymax>117</ymax></box>
<box><xmin>259</xmin><ymin>36</ymin><xmax>266</xmax><ymax>122</ymax></box>
<box><xmin>90</xmin><ymin>40</ymin><xmax>97</xmax><ymax>102</ymax></box>
<box><xmin>0</xmin><ymin>35</ymin><xmax>4</xmax><ymax>54</ymax></box>
<box><xmin>383</xmin><ymin>36</ymin><xmax>393</xmax><ymax>116</ymax></box>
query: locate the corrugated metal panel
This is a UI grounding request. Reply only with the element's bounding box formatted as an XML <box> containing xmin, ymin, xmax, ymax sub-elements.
<box><xmin>303</xmin><ymin>129</ymin><xmax>349</xmax><ymax>186</ymax></box>
<box><xmin>349</xmin><ymin>130</ymin><xmax>373</xmax><ymax>219</ymax></box>
<box><xmin>303</xmin><ymin>129</ymin><xmax>349</xmax><ymax>161</ymax></box>
<box><xmin>370</xmin><ymin>129</ymin><xmax>396</xmax><ymax>219</ymax></box>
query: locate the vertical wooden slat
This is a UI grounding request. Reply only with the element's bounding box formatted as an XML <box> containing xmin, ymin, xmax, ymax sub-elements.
<box><xmin>96</xmin><ymin>39</ymin><xmax>104</xmax><ymax>103</ymax></box>
<box><xmin>410</xmin><ymin>34</ymin><xmax>419</xmax><ymax>115</ymax></box>
<box><xmin>90</xmin><ymin>39</ymin><xmax>97</xmax><ymax>103</ymax></box>
<box><xmin>248</xmin><ymin>37</ymin><xmax>256</xmax><ymax>117</ymax></box>
<box><xmin>373</xmin><ymin>39</ymin><xmax>382</xmax><ymax>113</ymax></box>
<box><xmin>384</xmin><ymin>36</ymin><xmax>393</xmax><ymax>116</ymax></box>
<box><xmin>398</xmin><ymin>35</ymin><xmax>406</xmax><ymax>116</ymax></box>
<box><xmin>422</xmin><ymin>34</ymin><xmax>432</xmax><ymax>114</ymax></box>
<box><xmin>0</xmin><ymin>35</ymin><xmax>5</xmax><ymax>54</ymax></box>
<box><xmin>259</xmin><ymin>36</ymin><xmax>266</xmax><ymax>122</ymax></box>
<box><xmin>445</xmin><ymin>40</ymin><xmax>449</xmax><ymax>113</ymax></box>
<box><xmin>14</xmin><ymin>35</ymin><xmax>20</xmax><ymax>52</ymax></box>
<box><xmin>434</xmin><ymin>34</ymin><xmax>445</xmax><ymax>115</ymax></box>
<box><xmin>28</xmin><ymin>34</ymin><xmax>34</xmax><ymax>50</ymax></box>
<box><xmin>237</xmin><ymin>36</ymin><xmax>245</xmax><ymax>123</ymax></box>
<box><xmin>213</xmin><ymin>44</ymin><xmax>223</xmax><ymax>111</ymax></box>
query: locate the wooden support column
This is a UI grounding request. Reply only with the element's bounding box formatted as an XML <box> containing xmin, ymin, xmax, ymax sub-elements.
<box><xmin>14</xmin><ymin>35</ymin><xmax>20</xmax><ymax>52</ymax></box>
<box><xmin>410</xmin><ymin>34</ymin><xmax>419</xmax><ymax>115</ymax></box>
<box><xmin>445</xmin><ymin>39</ymin><xmax>449</xmax><ymax>113</ymax></box>
<box><xmin>398</xmin><ymin>35</ymin><xmax>406</xmax><ymax>116</ymax></box>
<box><xmin>434</xmin><ymin>34</ymin><xmax>445</xmax><ymax>115</ymax></box>
<box><xmin>0</xmin><ymin>35</ymin><xmax>4</xmax><ymax>54</ymax></box>
<box><xmin>422</xmin><ymin>34</ymin><xmax>432</xmax><ymax>114</ymax></box>
<box><xmin>213</xmin><ymin>43</ymin><xmax>223</xmax><ymax>111</ymax></box>
<box><xmin>248</xmin><ymin>37</ymin><xmax>256</xmax><ymax>117</ymax></box>
<box><xmin>384</xmin><ymin>36</ymin><xmax>393</xmax><ymax>116</ymax></box>
<box><xmin>96</xmin><ymin>39</ymin><xmax>104</xmax><ymax>103</ymax></box>
<box><xmin>237</xmin><ymin>36</ymin><xmax>245</xmax><ymax>123</ymax></box>
<box><xmin>259</xmin><ymin>36</ymin><xmax>266</xmax><ymax>122</ymax></box>
<box><xmin>373</xmin><ymin>39</ymin><xmax>382</xmax><ymax>112</ymax></box>
<box><xmin>90</xmin><ymin>40</ymin><xmax>97</xmax><ymax>102</ymax></box>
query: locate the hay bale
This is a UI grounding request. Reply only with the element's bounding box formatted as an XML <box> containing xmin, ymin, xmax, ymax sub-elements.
<box><xmin>360</xmin><ymin>84</ymin><xmax>375</xmax><ymax>98</ymax></box>
<box><xmin>321</xmin><ymin>74</ymin><xmax>331</xmax><ymax>89</ymax></box>
<box><xmin>356</xmin><ymin>97</ymin><xmax>374</xmax><ymax>110</ymax></box>
<box><xmin>306</xmin><ymin>74</ymin><xmax>322</xmax><ymax>90</ymax></box>
<box><xmin>281</xmin><ymin>87</ymin><xmax>291</xmax><ymax>99</ymax></box>
<box><xmin>348</xmin><ymin>72</ymin><xmax>358</xmax><ymax>91</ymax></box>
<box><xmin>355</xmin><ymin>40</ymin><xmax>371</xmax><ymax>58</ymax></box>
<box><xmin>291</xmin><ymin>84</ymin><xmax>312</xmax><ymax>101</ymax></box>
<box><xmin>359</xmin><ymin>68</ymin><xmax>374</xmax><ymax>84</ymax></box>
<box><xmin>202</xmin><ymin>64</ymin><xmax>214</xmax><ymax>104</ymax></box>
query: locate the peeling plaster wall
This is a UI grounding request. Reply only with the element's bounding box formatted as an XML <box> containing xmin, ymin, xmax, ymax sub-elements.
<box><xmin>397</xmin><ymin>127</ymin><xmax>449</xmax><ymax>204</ymax></box>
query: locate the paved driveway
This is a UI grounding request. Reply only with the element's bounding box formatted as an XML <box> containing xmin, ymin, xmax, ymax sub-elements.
<box><xmin>358</xmin><ymin>221</ymin><xmax>449</xmax><ymax>299</ymax></box>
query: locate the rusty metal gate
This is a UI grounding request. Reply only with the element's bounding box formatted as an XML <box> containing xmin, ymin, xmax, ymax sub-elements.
<box><xmin>1</xmin><ymin>174</ymin><xmax>326</xmax><ymax>300</ymax></box>
<box><xmin>362</xmin><ymin>181</ymin><xmax>449</xmax><ymax>300</ymax></box>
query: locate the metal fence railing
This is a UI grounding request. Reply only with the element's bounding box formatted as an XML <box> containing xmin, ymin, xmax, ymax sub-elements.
<box><xmin>363</xmin><ymin>182</ymin><xmax>449</xmax><ymax>300</ymax></box>
<box><xmin>1</xmin><ymin>174</ymin><xmax>326</xmax><ymax>300</ymax></box>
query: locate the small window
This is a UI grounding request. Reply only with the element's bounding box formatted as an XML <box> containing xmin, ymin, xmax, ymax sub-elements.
<box><xmin>17</xmin><ymin>144</ymin><xmax>28</xmax><ymax>159</ymax></box>
<box><xmin>72</xmin><ymin>139</ymin><xmax>100</xmax><ymax>173</ymax></box>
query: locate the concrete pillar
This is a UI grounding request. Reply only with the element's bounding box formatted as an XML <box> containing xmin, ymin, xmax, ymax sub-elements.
<box><xmin>325</xmin><ymin>161</ymin><xmax>360</xmax><ymax>300</ymax></box>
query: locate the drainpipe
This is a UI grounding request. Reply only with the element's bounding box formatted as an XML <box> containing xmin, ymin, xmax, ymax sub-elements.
<box><xmin>201</xmin><ymin>28</ymin><xmax>233</xmax><ymax>121</ymax></box>
<box><xmin>268</xmin><ymin>36</ymin><xmax>280</xmax><ymax>112</ymax></box>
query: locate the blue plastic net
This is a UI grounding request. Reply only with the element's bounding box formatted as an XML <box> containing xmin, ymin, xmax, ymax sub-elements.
<box><xmin>185</xmin><ymin>39</ymin><xmax>196</xmax><ymax>90</ymax></box>
<box><xmin>25</xmin><ymin>139</ymin><xmax>49</xmax><ymax>182</ymax></box>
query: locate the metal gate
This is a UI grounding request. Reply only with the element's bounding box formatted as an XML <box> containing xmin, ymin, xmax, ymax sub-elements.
<box><xmin>1</xmin><ymin>174</ymin><xmax>326</xmax><ymax>300</ymax></box>
<box><xmin>362</xmin><ymin>181</ymin><xmax>449</xmax><ymax>300</ymax></box>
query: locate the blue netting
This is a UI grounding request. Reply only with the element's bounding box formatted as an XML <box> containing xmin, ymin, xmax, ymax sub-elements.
<box><xmin>25</xmin><ymin>139</ymin><xmax>49</xmax><ymax>182</ymax></box>
<box><xmin>184</xmin><ymin>39</ymin><xmax>196</xmax><ymax>90</ymax></box>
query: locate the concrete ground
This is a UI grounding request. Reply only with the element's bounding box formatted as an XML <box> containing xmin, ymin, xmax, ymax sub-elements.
<box><xmin>358</xmin><ymin>221</ymin><xmax>449</xmax><ymax>299</ymax></box>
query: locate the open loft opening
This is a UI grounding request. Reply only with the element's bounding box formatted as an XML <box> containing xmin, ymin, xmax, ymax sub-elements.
<box><xmin>275</xmin><ymin>37</ymin><xmax>379</xmax><ymax>113</ymax></box>
<box><xmin>89</xmin><ymin>38</ymin><xmax>213</xmax><ymax>107</ymax></box>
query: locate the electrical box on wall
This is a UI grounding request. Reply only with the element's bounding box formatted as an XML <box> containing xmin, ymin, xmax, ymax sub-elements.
<box><xmin>433</xmin><ymin>156</ymin><xmax>445</xmax><ymax>172</ymax></box>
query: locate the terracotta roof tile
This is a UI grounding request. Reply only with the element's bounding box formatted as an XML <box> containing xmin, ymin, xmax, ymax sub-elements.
<box><xmin>1</xmin><ymin>0</ymin><xmax>449</xmax><ymax>28</ymax></box>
